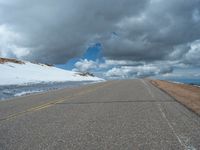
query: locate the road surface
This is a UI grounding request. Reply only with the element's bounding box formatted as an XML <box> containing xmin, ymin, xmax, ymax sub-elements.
<box><xmin>0</xmin><ymin>79</ymin><xmax>200</xmax><ymax>150</ymax></box>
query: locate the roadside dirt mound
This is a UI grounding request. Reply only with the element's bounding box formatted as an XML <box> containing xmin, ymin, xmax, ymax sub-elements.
<box><xmin>0</xmin><ymin>57</ymin><xmax>25</xmax><ymax>64</ymax></box>
<box><xmin>151</xmin><ymin>80</ymin><xmax>200</xmax><ymax>115</ymax></box>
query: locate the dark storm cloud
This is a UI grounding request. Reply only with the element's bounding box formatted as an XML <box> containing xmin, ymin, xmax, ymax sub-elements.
<box><xmin>0</xmin><ymin>0</ymin><xmax>148</xmax><ymax>63</ymax></box>
<box><xmin>0</xmin><ymin>0</ymin><xmax>200</xmax><ymax>65</ymax></box>
<box><xmin>100</xmin><ymin>0</ymin><xmax>200</xmax><ymax>63</ymax></box>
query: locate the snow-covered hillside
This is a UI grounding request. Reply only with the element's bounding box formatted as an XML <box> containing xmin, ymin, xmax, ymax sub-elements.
<box><xmin>0</xmin><ymin>58</ymin><xmax>104</xmax><ymax>85</ymax></box>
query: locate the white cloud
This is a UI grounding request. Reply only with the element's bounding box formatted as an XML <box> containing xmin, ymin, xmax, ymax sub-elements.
<box><xmin>74</xmin><ymin>59</ymin><xmax>97</xmax><ymax>72</ymax></box>
<box><xmin>183</xmin><ymin>40</ymin><xmax>200</xmax><ymax>66</ymax></box>
<box><xmin>105</xmin><ymin>67</ymin><xmax>131</xmax><ymax>78</ymax></box>
<box><xmin>194</xmin><ymin>73</ymin><xmax>200</xmax><ymax>77</ymax></box>
<box><xmin>0</xmin><ymin>24</ymin><xmax>29</xmax><ymax>58</ymax></box>
<box><xmin>105</xmin><ymin>60</ymin><xmax>143</xmax><ymax>66</ymax></box>
<box><xmin>98</xmin><ymin>60</ymin><xmax>135</xmax><ymax>69</ymax></box>
<box><xmin>160</xmin><ymin>67</ymin><xmax>200</xmax><ymax>80</ymax></box>
<box><xmin>105</xmin><ymin>64</ymin><xmax>173</xmax><ymax>79</ymax></box>
<box><xmin>192</xmin><ymin>9</ymin><xmax>200</xmax><ymax>23</ymax></box>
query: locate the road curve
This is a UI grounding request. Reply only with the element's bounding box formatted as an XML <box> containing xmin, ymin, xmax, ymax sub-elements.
<box><xmin>0</xmin><ymin>79</ymin><xmax>200</xmax><ymax>150</ymax></box>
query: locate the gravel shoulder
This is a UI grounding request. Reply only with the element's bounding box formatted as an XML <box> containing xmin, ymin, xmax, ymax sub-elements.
<box><xmin>150</xmin><ymin>80</ymin><xmax>200</xmax><ymax>115</ymax></box>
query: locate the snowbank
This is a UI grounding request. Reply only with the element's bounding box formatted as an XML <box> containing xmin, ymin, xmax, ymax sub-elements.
<box><xmin>0</xmin><ymin>60</ymin><xmax>104</xmax><ymax>85</ymax></box>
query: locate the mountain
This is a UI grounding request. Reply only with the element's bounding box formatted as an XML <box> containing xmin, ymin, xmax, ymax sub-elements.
<box><xmin>0</xmin><ymin>58</ymin><xmax>104</xmax><ymax>85</ymax></box>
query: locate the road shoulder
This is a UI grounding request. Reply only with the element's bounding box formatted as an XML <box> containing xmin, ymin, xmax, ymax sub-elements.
<box><xmin>150</xmin><ymin>80</ymin><xmax>200</xmax><ymax>116</ymax></box>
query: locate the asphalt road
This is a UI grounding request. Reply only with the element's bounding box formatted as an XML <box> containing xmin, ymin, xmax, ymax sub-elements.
<box><xmin>0</xmin><ymin>79</ymin><xmax>200</xmax><ymax>150</ymax></box>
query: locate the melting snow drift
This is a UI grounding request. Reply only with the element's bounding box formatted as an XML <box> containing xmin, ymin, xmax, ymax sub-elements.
<box><xmin>0</xmin><ymin>58</ymin><xmax>104</xmax><ymax>85</ymax></box>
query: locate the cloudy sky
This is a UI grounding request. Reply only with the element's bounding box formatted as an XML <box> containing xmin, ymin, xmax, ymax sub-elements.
<box><xmin>0</xmin><ymin>0</ymin><xmax>200</xmax><ymax>80</ymax></box>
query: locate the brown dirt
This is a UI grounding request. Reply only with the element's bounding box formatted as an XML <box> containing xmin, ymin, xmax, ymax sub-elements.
<box><xmin>150</xmin><ymin>80</ymin><xmax>200</xmax><ymax>115</ymax></box>
<box><xmin>0</xmin><ymin>57</ymin><xmax>25</xmax><ymax>64</ymax></box>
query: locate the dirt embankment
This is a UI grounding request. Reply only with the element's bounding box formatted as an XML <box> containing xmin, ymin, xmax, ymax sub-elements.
<box><xmin>0</xmin><ymin>58</ymin><xmax>25</xmax><ymax>64</ymax></box>
<box><xmin>150</xmin><ymin>80</ymin><xmax>200</xmax><ymax>115</ymax></box>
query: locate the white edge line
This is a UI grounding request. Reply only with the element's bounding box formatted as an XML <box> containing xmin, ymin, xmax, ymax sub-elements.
<box><xmin>140</xmin><ymin>79</ymin><xmax>155</xmax><ymax>99</ymax></box>
<box><xmin>157</xmin><ymin>103</ymin><xmax>188</xmax><ymax>149</ymax></box>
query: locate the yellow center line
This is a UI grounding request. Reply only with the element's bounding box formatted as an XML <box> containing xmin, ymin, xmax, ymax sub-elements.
<box><xmin>0</xmin><ymin>82</ymin><xmax>112</xmax><ymax>123</ymax></box>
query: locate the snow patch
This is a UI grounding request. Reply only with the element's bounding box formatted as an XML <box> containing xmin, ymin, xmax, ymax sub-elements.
<box><xmin>0</xmin><ymin>59</ymin><xmax>104</xmax><ymax>85</ymax></box>
<box><xmin>14</xmin><ymin>90</ymin><xmax>44</xmax><ymax>97</ymax></box>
